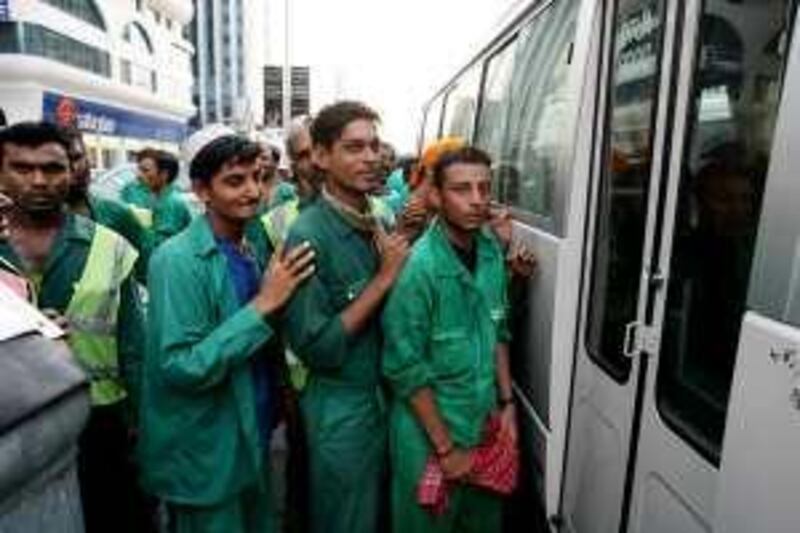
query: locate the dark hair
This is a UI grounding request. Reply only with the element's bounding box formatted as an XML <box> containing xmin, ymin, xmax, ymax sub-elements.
<box><xmin>190</xmin><ymin>135</ymin><xmax>260</xmax><ymax>183</ymax></box>
<box><xmin>0</xmin><ymin>121</ymin><xmax>71</xmax><ymax>166</ymax></box>
<box><xmin>432</xmin><ymin>146</ymin><xmax>493</xmax><ymax>187</ymax></box>
<box><xmin>311</xmin><ymin>101</ymin><xmax>380</xmax><ymax>149</ymax></box>
<box><xmin>156</xmin><ymin>151</ymin><xmax>180</xmax><ymax>183</ymax></box>
<box><xmin>136</xmin><ymin>147</ymin><xmax>161</xmax><ymax>164</ymax></box>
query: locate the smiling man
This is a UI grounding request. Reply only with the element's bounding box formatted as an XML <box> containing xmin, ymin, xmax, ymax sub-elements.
<box><xmin>282</xmin><ymin>101</ymin><xmax>409</xmax><ymax>533</ymax></box>
<box><xmin>139</xmin><ymin>126</ymin><xmax>315</xmax><ymax>533</ymax></box>
<box><xmin>382</xmin><ymin>146</ymin><xmax>516</xmax><ymax>533</ymax></box>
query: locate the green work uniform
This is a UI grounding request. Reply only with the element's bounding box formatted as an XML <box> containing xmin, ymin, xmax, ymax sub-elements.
<box><xmin>120</xmin><ymin>180</ymin><xmax>192</xmax><ymax>247</ymax></box>
<box><xmin>282</xmin><ymin>198</ymin><xmax>388</xmax><ymax>533</ymax></box>
<box><xmin>0</xmin><ymin>213</ymin><xmax>144</xmax><ymax>399</ymax></box>
<box><xmin>0</xmin><ymin>213</ymin><xmax>148</xmax><ymax>532</ymax></box>
<box><xmin>88</xmin><ymin>194</ymin><xmax>152</xmax><ymax>282</ymax></box>
<box><xmin>382</xmin><ymin>220</ymin><xmax>510</xmax><ymax>533</ymax></box>
<box><xmin>139</xmin><ymin>216</ymin><xmax>276</xmax><ymax>533</ymax></box>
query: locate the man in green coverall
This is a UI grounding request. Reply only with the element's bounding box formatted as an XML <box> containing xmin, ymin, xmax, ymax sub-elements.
<box><xmin>282</xmin><ymin>101</ymin><xmax>409</xmax><ymax>533</ymax></box>
<box><xmin>382</xmin><ymin>146</ymin><xmax>518</xmax><ymax>533</ymax></box>
<box><xmin>139</xmin><ymin>127</ymin><xmax>315</xmax><ymax>533</ymax></box>
<box><xmin>64</xmin><ymin>130</ymin><xmax>151</xmax><ymax>282</ymax></box>
<box><xmin>121</xmin><ymin>148</ymin><xmax>192</xmax><ymax>245</ymax></box>
<box><xmin>0</xmin><ymin>121</ymin><xmax>149</xmax><ymax>533</ymax></box>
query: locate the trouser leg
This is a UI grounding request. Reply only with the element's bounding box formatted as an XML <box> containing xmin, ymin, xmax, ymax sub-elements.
<box><xmin>78</xmin><ymin>402</ymin><xmax>156</xmax><ymax>533</ymax></box>
<box><xmin>170</xmin><ymin>482</ymin><xmax>275</xmax><ymax>533</ymax></box>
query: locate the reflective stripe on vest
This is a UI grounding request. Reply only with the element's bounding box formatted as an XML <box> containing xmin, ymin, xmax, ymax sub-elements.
<box><xmin>130</xmin><ymin>206</ymin><xmax>153</xmax><ymax>228</ymax></box>
<box><xmin>65</xmin><ymin>225</ymin><xmax>138</xmax><ymax>406</ymax></box>
<box><xmin>261</xmin><ymin>199</ymin><xmax>300</xmax><ymax>247</ymax></box>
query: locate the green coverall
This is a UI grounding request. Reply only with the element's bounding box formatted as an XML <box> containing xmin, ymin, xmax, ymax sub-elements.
<box><xmin>139</xmin><ymin>216</ymin><xmax>276</xmax><ymax>533</ymax></box>
<box><xmin>120</xmin><ymin>180</ymin><xmax>192</xmax><ymax>246</ymax></box>
<box><xmin>282</xmin><ymin>198</ymin><xmax>388</xmax><ymax>533</ymax></box>
<box><xmin>382</xmin><ymin>220</ymin><xmax>510</xmax><ymax>533</ymax></box>
<box><xmin>0</xmin><ymin>214</ymin><xmax>147</xmax><ymax>532</ymax></box>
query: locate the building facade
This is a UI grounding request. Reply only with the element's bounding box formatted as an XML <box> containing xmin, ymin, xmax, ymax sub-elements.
<box><xmin>263</xmin><ymin>65</ymin><xmax>310</xmax><ymax>128</ymax></box>
<box><xmin>0</xmin><ymin>0</ymin><xmax>195</xmax><ymax>170</ymax></box>
<box><xmin>189</xmin><ymin>0</ymin><xmax>264</xmax><ymax>131</ymax></box>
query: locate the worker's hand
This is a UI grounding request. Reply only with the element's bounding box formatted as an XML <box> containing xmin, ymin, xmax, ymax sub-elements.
<box><xmin>398</xmin><ymin>194</ymin><xmax>429</xmax><ymax>240</ymax></box>
<box><xmin>374</xmin><ymin>226</ymin><xmax>409</xmax><ymax>285</ymax></box>
<box><xmin>488</xmin><ymin>203</ymin><xmax>512</xmax><ymax>250</ymax></box>
<box><xmin>253</xmin><ymin>241</ymin><xmax>315</xmax><ymax>316</ymax></box>
<box><xmin>42</xmin><ymin>308</ymin><xmax>71</xmax><ymax>336</ymax></box>
<box><xmin>498</xmin><ymin>403</ymin><xmax>518</xmax><ymax>445</ymax></box>
<box><xmin>507</xmin><ymin>242</ymin><xmax>538</xmax><ymax>279</ymax></box>
<box><xmin>439</xmin><ymin>448</ymin><xmax>473</xmax><ymax>481</ymax></box>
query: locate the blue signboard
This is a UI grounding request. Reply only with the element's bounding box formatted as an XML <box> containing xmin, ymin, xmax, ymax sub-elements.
<box><xmin>42</xmin><ymin>91</ymin><xmax>187</xmax><ymax>144</ymax></box>
<box><xmin>0</xmin><ymin>0</ymin><xmax>10</xmax><ymax>21</ymax></box>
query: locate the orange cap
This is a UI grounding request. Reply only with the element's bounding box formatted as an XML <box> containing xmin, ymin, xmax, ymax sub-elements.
<box><xmin>420</xmin><ymin>136</ymin><xmax>466</xmax><ymax>171</ymax></box>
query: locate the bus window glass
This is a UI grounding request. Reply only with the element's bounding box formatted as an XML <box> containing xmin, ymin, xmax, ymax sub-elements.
<box><xmin>586</xmin><ymin>0</ymin><xmax>666</xmax><ymax>381</ymax></box>
<box><xmin>657</xmin><ymin>0</ymin><xmax>795</xmax><ymax>463</ymax></box>
<box><xmin>441</xmin><ymin>64</ymin><xmax>483</xmax><ymax>142</ymax></box>
<box><xmin>475</xmin><ymin>38</ymin><xmax>517</xmax><ymax>199</ymax></box>
<box><xmin>499</xmin><ymin>0</ymin><xmax>581</xmax><ymax>229</ymax></box>
<box><xmin>422</xmin><ymin>95</ymin><xmax>445</xmax><ymax>148</ymax></box>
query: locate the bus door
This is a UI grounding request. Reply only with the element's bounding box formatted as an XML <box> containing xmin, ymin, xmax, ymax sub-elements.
<box><xmin>622</xmin><ymin>1</ymin><xmax>797</xmax><ymax>532</ymax></box>
<box><xmin>560</xmin><ymin>0</ymin><xmax>682</xmax><ymax>531</ymax></box>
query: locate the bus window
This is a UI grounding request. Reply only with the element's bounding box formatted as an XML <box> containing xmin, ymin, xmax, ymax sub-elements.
<box><xmin>475</xmin><ymin>37</ymin><xmax>517</xmax><ymax>199</ymax></box>
<box><xmin>441</xmin><ymin>64</ymin><xmax>483</xmax><ymax>142</ymax></box>
<box><xmin>422</xmin><ymin>95</ymin><xmax>445</xmax><ymax>149</ymax></box>
<box><xmin>586</xmin><ymin>0</ymin><xmax>667</xmax><ymax>382</ymax></box>
<box><xmin>498</xmin><ymin>0</ymin><xmax>581</xmax><ymax>231</ymax></box>
<box><xmin>656</xmin><ymin>0</ymin><xmax>795</xmax><ymax>463</ymax></box>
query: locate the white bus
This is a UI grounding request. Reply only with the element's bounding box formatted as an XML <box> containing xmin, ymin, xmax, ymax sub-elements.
<box><xmin>420</xmin><ymin>0</ymin><xmax>800</xmax><ymax>531</ymax></box>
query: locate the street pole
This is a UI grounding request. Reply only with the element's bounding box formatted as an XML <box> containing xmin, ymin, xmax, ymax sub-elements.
<box><xmin>282</xmin><ymin>0</ymin><xmax>291</xmax><ymax>132</ymax></box>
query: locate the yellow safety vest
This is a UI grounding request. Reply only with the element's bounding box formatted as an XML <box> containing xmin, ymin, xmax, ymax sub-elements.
<box><xmin>65</xmin><ymin>225</ymin><xmax>139</xmax><ymax>406</ymax></box>
<box><xmin>261</xmin><ymin>199</ymin><xmax>300</xmax><ymax>248</ymax></box>
<box><xmin>129</xmin><ymin>206</ymin><xmax>153</xmax><ymax>229</ymax></box>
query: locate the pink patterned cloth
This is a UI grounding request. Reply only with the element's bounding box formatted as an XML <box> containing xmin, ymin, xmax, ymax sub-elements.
<box><xmin>417</xmin><ymin>414</ymin><xmax>519</xmax><ymax>515</ymax></box>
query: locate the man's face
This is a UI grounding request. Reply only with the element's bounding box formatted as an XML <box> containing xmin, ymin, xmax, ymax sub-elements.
<box><xmin>68</xmin><ymin>137</ymin><xmax>91</xmax><ymax>198</ymax></box>
<box><xmin>0</xmin><ymin>142</ymin><xmax>70</xmax><ymax>216</ymax></box>
<box><xmin>379</xmin><ymin>144</ymin><xmax>396</xmax><ymax>179</ymax></box>
<box><xmin>194</xmin><ymin>157</ymin><xmax>262</xmax><ymax>224</ymax></box>
<box><xmin>315</xmin><ymin>119</ymin><xmax>381</xmax><ymax>195</ymax></box>
<box><xmin>137</xmin><ymin>156</ymin><xmax>160</xmax><ymax>191</ymax></box>
<box><xmin>257</xmin><ymin>147</ymin><xmax>278</xmax><ymax>182</ymax></box>
<box><xmin>290</xmin><ymin>128</ymin><xmax>322</xmax><ymax>197</ymax></box>
<box><xmin>433</xmin><ymin>162</ymin><xmax>492</xmax><ymax>233</ymax></box>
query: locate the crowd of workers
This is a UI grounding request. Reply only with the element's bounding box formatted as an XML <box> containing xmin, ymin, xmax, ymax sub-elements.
<box><xmin>0</xmin><ymin>99</ymin><xmax>536</xmax><ymax>533</ymax></box>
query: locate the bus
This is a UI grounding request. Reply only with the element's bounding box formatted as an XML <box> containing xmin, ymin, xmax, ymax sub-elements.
<box><xmin>420</xmin><ymin>0</ymin><xmax>800</xmax><ymax>531</ymax></box>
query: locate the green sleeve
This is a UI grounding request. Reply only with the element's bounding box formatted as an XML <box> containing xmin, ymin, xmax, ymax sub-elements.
<box><xmin>102</xmin><ymin>200</ymin><xmax>153</xmax><ymax>283</ymax></box>
<box><xmin>148</xmin><ymin>250</ymin><xmax>274</xmax><ymax>391</ymax></box>
<box><xmin>152</xmin><ymin>197</ymin><xmax>192</xmax><ymax>246</ymax></box>
<box><xmin>117</xmin><ymin>274</ymin><xmax>146</xmax><ymax>410</ymax></box>
<box><xmin>381</xmin><ymin>261</ymin><xmax>435</xmax><ymax>399</ymax></box>
<box><xmin>282</xmin><ymin>233</ymin><xmax>350</xmax><ymax>370</ymax></box>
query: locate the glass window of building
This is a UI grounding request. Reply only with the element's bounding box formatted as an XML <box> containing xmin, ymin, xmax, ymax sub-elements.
<box><xmin>122</xmin><ymin>22</ymin><xmax>156</xmax><ymax>92</ymax></box>
<box><xmin>41</xmin><ymin>0</ymin><xmax>106</xmax><ymax>31</ymax></box>
<box><xmin>22</xmin><ymin>23</ymin><xmax>110</xmax><ymax>76</ymax></box>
